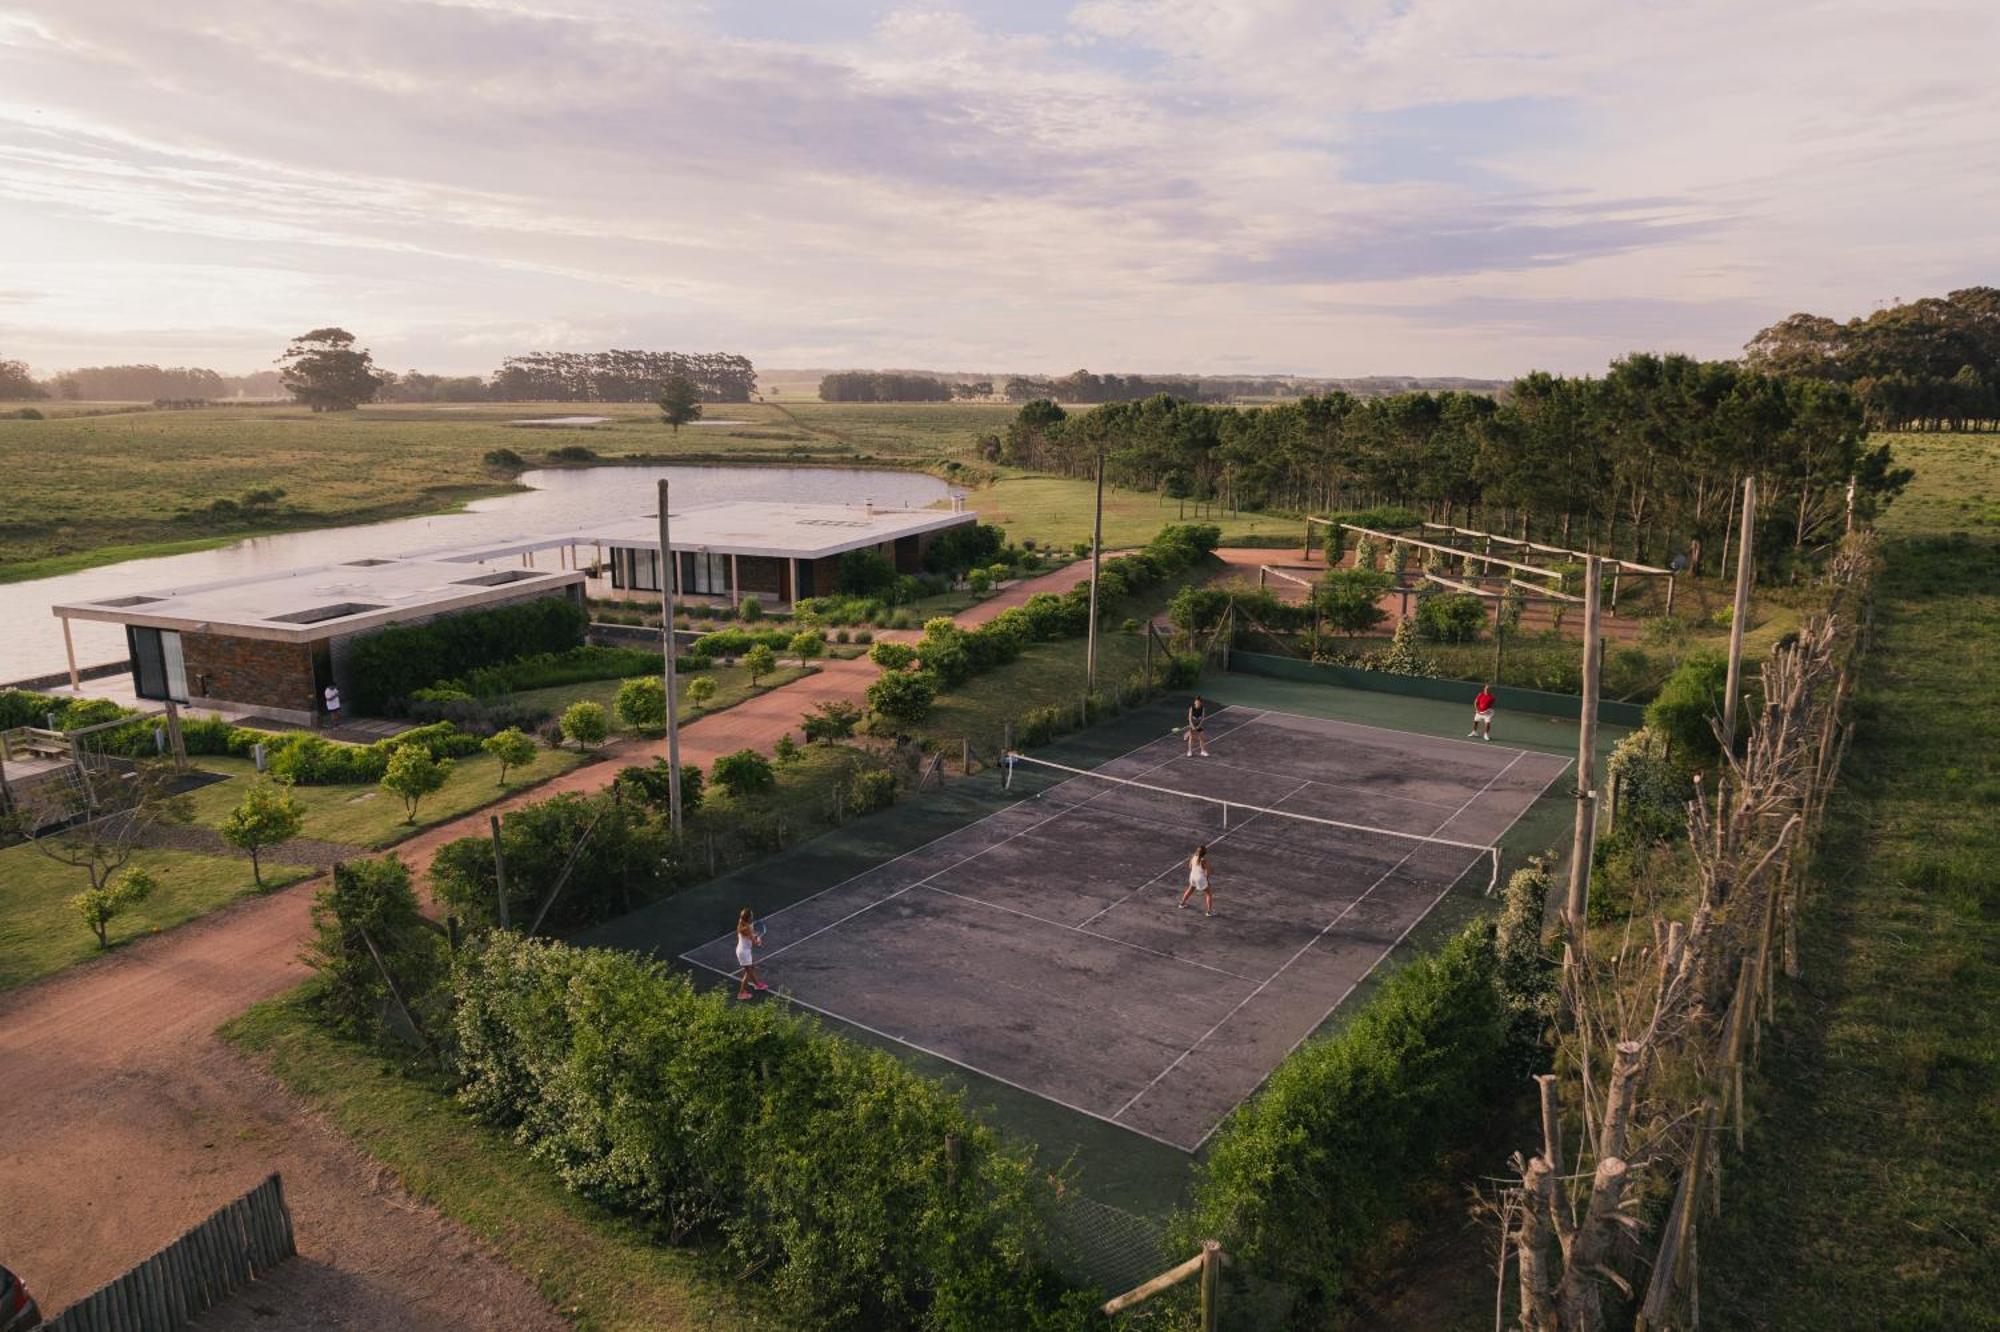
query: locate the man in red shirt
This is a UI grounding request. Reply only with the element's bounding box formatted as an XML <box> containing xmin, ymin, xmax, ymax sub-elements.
<box><xmin>1469</xmin><ymin>683</ymin><xmax>1496</xmax><ymax>741</ymax></box>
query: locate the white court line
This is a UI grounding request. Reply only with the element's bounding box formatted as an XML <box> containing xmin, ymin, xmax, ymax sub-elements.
<box><xmin>919</xmin><ymin>882</ymin><xmax>1264</xmax><ymax>983</ymax></box>
<box><xmin>679</xmin><ymin>708</ymin><xmax>1263</xmax><ymax>967</ymax></box>
<box><xmin>1074</xmin><ymin>779</ymin><xmax>1313</xmax><ymax>931</ymax></box>
<box><xmin>1186</xmin><ymin>749</ymin><xmax>1574</xmax><ymax>1150</ymax></box>
<box><xmin>1190</xmin><ymin>752</ymin><xmax>1467</xmax><ymax>813</ymax></box>
<box><xmin>1112</xmin><ymin>748</ymin><xmax>1530</xmax><ymax>1124</ymax></box>
<box><xmin>1230</xmin><ymin>706</ymin><xmax>1548</xmax><ymax>761</ymax></box>
<box><xmin>680</xmin><ymin>951</ymin><xmax>1192</xmax><ymax>1154</ymax></box>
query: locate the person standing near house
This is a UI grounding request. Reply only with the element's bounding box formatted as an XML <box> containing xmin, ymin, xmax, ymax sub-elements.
<box><xmin>323</xmin><ymin>682</ymin><xmax>342</xmax><ymax>730</ymax></box>
<box><xmin>1469</xmin><ymin>683</ymin><xmax>1496</xmax><ymax>741</ymax></box>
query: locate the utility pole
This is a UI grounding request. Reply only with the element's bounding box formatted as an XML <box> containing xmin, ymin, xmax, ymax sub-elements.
<box><xmin>1564</xmin><ymin>555</ymin><xmax>1602</xmax><ymax>932</ymax></box>
<box><xmin>1721</xmin><ymin>476</ymin><xmax>1756</xmax><ymax>755</ymax></box>
<box><xmin>1085</xmin><ymin>447</ymin><xmax>1105</xmax><ymax>693</ymax></box>
<box><xmin>657</xmin><ymin>479</ymin><xmax>683</xmax><ymax>835</ymax></box>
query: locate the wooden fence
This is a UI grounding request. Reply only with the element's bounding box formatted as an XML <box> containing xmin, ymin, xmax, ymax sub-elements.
<box><xmin>46</xmin><ymin>1172</ymin><xmax>296</xmax><ymax>1331</ymax></box>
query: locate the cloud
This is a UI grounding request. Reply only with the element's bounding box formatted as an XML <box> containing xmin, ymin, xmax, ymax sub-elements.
<box><xmin>0</xmin><ymin>0</ymin><xmax>1994</xmax><ymax>378</ymax></box>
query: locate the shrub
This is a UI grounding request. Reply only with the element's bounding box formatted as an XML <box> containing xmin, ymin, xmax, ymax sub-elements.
<box><xmin>848</xmin><ymin>767</ymin><xmax>897</xmax><ymax>815</ymax></box>
<box><xmin>1161</xmin><ymin>652</ymin><xmax>1204</xmax><ymax>688</ymax></box>
<box><xmin>613</xmin><ymin>759</ymin><xmax>704</xmax><ymax>818</ymax></box>
<box><xmin>711</xmin><ymin>748</ymin><xmax>775</xmax><ymax>797</ymax></box>
<box><xmin>1646</xmin><ymin>650</ymin><xmax>1730</xmax><ymax>764</ymax></box>
<box><xmin>685</xmin><ymin>675</ymin><xmax>718</xmax><ymax>706</ymax></box>
<box><xmin>459</xmin><ymin>644</ymin><xmax>662</xmax><ymax>698</ymax></box>
<box><xmin>1177</xmin><ymin>924</ymin><xmax>1506</xmax><ymax>1320</ymax></box>
<box><xmin>802</xmin><ymin>700</ymin><xmax>864</xmax><ymax>744</ymax></box>
<box><xmin>560</xmin><ymin>701</ymin><xmax>609</xmax><ymax>749</ymax></box>
<box><xmin>219</xmin><ymin>777</ymin><xmax>305</xmax><ymax>887</ymax></box>
<box><xmin>922</xmin><ymin>521</ymin><xmax>1005</xmax><ymax>576</ymax></box>
<box><xmin>430</xmin><ymin>793</ymin><xmax>675</xmax><ymax>930</ymax></box>
<box><xmin>1416</xmin><ymin>592</ymin><xmax>1488</xmax><ymax>643</ymax></box>
<box><xmin>868</xmin><ymin>668</ymin><xmax>937</xmax><ymax>726</ymax></box>
<box><xmin>346</xmin><ymin>596</ymin><xmax>587</xmax><ymax>712</ymax></box>
<box><xmin>1317</xmin><ymin>568</ymin><xmax>1393</xmax><ymax>636</ymax></box>
<box><xmin>72</xmin><ymin>868</ymin><xmax>158</xmax><ymax>950</ymax></box>
<box><xmin>546</xmin><ymin>444</ymin><xmax>597</xmax><ymax>462</ymax></box>
<box><xmin>855</xmin><ymin>630</ymin><xmax>873</xmax><ymax>644</ymax></box>
<box><xmin>1372</xmin><ymin>618</ymin><xmax>1438</xmax><ymax>677</ymax></box>
<box><xmin>739</xmin><ymin>596</ymin><xmax>764</xmax><ymax>622</ymax></box>
<box><xmin>482</xmin><ymin>447</ymin><xmax>525</xmax><ymax>470</ymax></box>
<box><xmin>869</xmin><ymin>640</ymin><xmax>917</xmax><ymax>671</ymax></box>
<box><xmin>446</xmin><ymin>935</ymin><xmax>1092</xmax><ymax>1329</ymax></box>
<box><xmin>790</xmin><ymin>630</ymin><xmax>824</xmax><ymax>662</ymax></box>
<box><xmin>743</xmin><ymin>643</ymin><xmax>776</xmax><ymax>685</ymax></box>
<box><xmin>837</xmin><ymin>548</ymin><xmax>898</xmax><ymax>597</ymax></box>
<box><xmin>483</xmin><ymin>727</ymin><xmax>540</xmax><ymax>785</ymax></box>
<box><xmin>614</xmin><ymin>676</ymin><xmax>667</xmax><ymax>733</ymax></box>
<box><xmin>1609</xmin><ymin>727</ymin><xmax>1695</xmax><ymax>840</ymax></box>
<box><xmin>303</xmin><ymin>857</ymin><xmax>445</xmax><ymax>1039</ymax></box>
<box><xmin>967</xmin><ymin>568</ymin><xmax>992</xmax><ymax>595</ymax></box>
<box><xmin>270</xmin><ymin>735</ymin><xmax>385</xmax><ymax>785</ymax></box>
<box><xmin>774</xmin><ymin>733</ymin><xmax>802</xmax><ymax>765</ymax></box>
<box><xmin>381</xmin><ymin>745</ymin><xmax>453</xmax><ymax>823</ymax></box>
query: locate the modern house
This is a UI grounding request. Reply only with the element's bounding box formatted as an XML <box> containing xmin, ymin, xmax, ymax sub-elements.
<box><xmin>50</xmin><ymin>558</ymin><xmax>585</xmax><ymax>725</ymax></box>
<box><xmin>440</xmin><ymin>499</ymin><xmax>980</xmax><ymax>607</ymax></box>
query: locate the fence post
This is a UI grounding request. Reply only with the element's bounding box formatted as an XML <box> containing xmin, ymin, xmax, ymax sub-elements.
<box><xmin>961</xmin><ymin>737</ymin><xmax>970</xmax><ymax>775</ymax></box>
<box><xmin>1199</xmin><ymin>1239</ymin><xmax>1221</xmax><ymax>1332</ymax></box>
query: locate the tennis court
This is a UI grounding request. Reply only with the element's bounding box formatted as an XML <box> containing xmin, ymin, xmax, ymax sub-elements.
<box><xmin>683</xmin><ymin>705</ymin><xmax>1571</xmax><ymax>1152</ymax></box>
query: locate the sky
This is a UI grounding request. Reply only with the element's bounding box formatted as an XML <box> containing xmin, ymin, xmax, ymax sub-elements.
<box><xmin>0</xmin><ymin>0</ymin><xmax>1995</xmax><ymax>380</ymax></box>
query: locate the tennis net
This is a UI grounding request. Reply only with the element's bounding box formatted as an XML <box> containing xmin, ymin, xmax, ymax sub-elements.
<box><xmin>1003</xmin><ymin>750</ymin><xmax>1503</xmax><ymax>895</ymax></box>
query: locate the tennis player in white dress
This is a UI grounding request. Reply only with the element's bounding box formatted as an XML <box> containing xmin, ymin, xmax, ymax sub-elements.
<box><xmin>734</xmin><ymin>908</ymin><xmax>767</xmax><ymax>1000</ymax></box>
<box><xmin>1178</xmin><ymin>845</ymin><xmax>1214</xmax><ymax>916</ymax></box>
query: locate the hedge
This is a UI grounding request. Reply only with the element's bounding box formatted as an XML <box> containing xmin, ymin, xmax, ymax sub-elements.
<box><xmin>449</xmin><ymin>935</ymin><xmax>1098</xmax><ymax>1330</ymax></box>
<box><xmin>345</xmin><ymin>595</ymin><xmax>587</xmax><ymax>712</ymax></box>
<box><xmin>1175</xmin><ymin>923</ymin><xmax>1507</xmax><ymax>1322</ymax></box>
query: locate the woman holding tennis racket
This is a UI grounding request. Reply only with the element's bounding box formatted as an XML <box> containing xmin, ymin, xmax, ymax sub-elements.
<box><xmin>1179</xmin><ymin>844</ymin><xmax>1214</xmax><ymax>916</ymax></box>
<box><xmin>1184</xmin><ymin>695</ymin><xmax>1211</xmax><ymax>757</ymax></box>
<box><xmin>734</xmin><ymin>908</ymin><xmax>767</xmax><ymax>1000</ymax></box>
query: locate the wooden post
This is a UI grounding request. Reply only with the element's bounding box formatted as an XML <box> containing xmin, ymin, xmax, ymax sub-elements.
<box><xmin>489</xmin><ymin>814</ymin><xmax>510</xmax><ymax>928</ymax></box>
<box><xmin>961</xmin><ymin>737</ymin><xmax>970</xmax><ymax>775</ymax></box>
<box><xmin>1536</xmin><ymin>1072</ymin><xmax>1563</xmax><ymax>1173</ymax></box>
<box><xmin>61</xmin><ymin>614</ymin><xmax>80</xmax><ymax>691</ymax></box>
<box><xmin>1564</xmin><ymin>555</ymin><xmax>1603</xmax><ymax>932</ymax></box>
<box><xmin>658</xmin><ymin>480</ymin><xmax>683</xmax><ymax>835</ymax></box>
<box><xmin>1664</xmin><ymin>570</ymin><xmax>1677</xmax><ymax>619</ymax></box>
<box><xmin>1199</xmin><ymin>1239</ymin><xmax>1221</xmax><ymax>1332</ymax></box>
<box><xmin>1721</xmin><ymin>475</ymin><xmax>1756</xmax><ymax>751</ymax></box>
<box><xmin>162</xmin><ymin>698</ymin><xmax>188</xmax><ymax>769</ymax></box>
<box><xmin>1085</xmin><ymin>448</ymin><xmax>1105</xmax><ymax>693</ymax></box>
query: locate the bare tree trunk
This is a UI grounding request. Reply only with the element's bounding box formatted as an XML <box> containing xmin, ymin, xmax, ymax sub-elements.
<box><xmin>1519</xmin><ymin>1157</ymin><xmax>1561</xmax><ymax>1330</ymax></box>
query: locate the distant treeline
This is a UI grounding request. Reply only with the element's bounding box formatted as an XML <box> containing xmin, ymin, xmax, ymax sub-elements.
<box><xmin>490</xmin><ymin>350</ymin><xmax>755</xmax><ymax>402</ymax></box>
<box><xmin>1746</xmin><ymin>286</ymin><xmax>2000</xmax><ymax>431</ymax></box>
<box><xmin>998</xmin><ymin>352</ymin><xmax>1911</xmax><ymax>578</ymax></box>
<box><xmin>819</xmin><ymin>371</ymin><xmax>960</xmax><ymax>402</ymax></box>
<box><xmin>18</xmin><ymin>364</ymin><xmax>284</xmax><ymax>400</ymax></box>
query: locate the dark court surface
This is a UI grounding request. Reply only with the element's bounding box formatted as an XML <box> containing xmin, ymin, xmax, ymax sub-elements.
<box><xmin>683</xmin><ymin>705</ymin><xmax>1571</xmax><ymax>1151</ymax></box>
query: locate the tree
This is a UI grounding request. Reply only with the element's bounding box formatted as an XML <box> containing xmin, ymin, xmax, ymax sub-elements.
<box><xmin>0</xmin><ymin>357</ymin><xmax>44</xmax><ymax>399</ymax></box>
<box><xmin>774</xmin><ymin>732</ymin><xmax>802</xmax><ymax>764</ymax></box>
<box><xmin>867</xmin><ymin>669</ymin><xmax>937</xmax><ymax>726</ymax></box>
<box><xmin>743</xmin><ymin>643</ymin><xmax>776</xmax><ymax>686</ymax></box>
<box><xmin>685</xmin><ymin>675</ymin><xmax>718</xmax><ymax>707</ymax></box>
<box><xmin>302</xmin><ymin>857</ymin><xmax>445</xmax><ymax>1039</ymax></box>
<box><xmin>482</xmin><ymin>727</ymin><xmax>539</xmax><ymax>785</ymax></box>
<box><xmin>381</xmin><ymin>745</ymin><xmax>453</xmax><ymax>823</ymax></box>
<box><xmin>277</xmin><ymin>327</ymin><xmax>383</xmax><ymax>411</ymax></box>
<box><xmin>218</xmin><ymin>777</ymin><xmax>304</xmax><ymax>887</ymax></box>
<box><xmin>613</xmin><ymin>758</ymin><xmax>703</xmax><ymax>816</ymax></box>
<box><xmin>614</xmin><ymin>676</ymin><xmax>667</xmax><ymax>733</ymax></box>
<box><xmin>802</xmin><ymin>699</ymin><xmax>863</xmax><ymax>743</ymax></box>
<box><xmin>560</xmin><ymin>700</ymin><xmax>610</xmax><ymax>749</ymax></box>
<box><xmin>1415</xmin><ymin>593</ymin><xmax>1488</xmax><ymax>643</ymax></box>
<box><xmin>8</xmin><ymin>760</ymin><xmax>190</xmax><ymax>898</ymax></box>
<box><xmin>837</xmin><ymin>548</ymin><xmax>898</xmax><ymax>596</ymax></box>
<box><xmin>789</xmin><ymin>630</ymin><xmax>824</xmax><ymax>663</ymax></box>
<box><xmin>711</xmin><ymin>748</ymin><xmax>775</xmax><ymax>797</ymax></box>
<box><xmin>72</xmin><ymin>868</ymin><xmax>158</xmax><ymax>949</ymax></box>
<box><xmin>1317</xmin><ymin>568</ymin><xmax>1393</xmax><ymax>637</ymax></box>
<box><xmin>655</xmin><ymin>373</ymin><xmax>704</xmax><ymax>431</ymax></box>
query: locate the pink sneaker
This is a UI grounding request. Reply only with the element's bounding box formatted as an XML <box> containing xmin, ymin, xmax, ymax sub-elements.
<box><xmin>754</xmin><ymin>981</ymin><xmax>770</xmax><ymax>991</ymax></box>
<box><xmin>736</xmin><ymin>991</ymin><xmax>753</xmax><ymax>1001</ymax></box>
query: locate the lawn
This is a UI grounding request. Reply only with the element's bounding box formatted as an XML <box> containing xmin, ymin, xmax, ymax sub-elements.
<box><xmin>1704</xmin><ymin>432</ymin><xmax>2000</xmax><ymax>1327</ymax></box>
<box><xmin>179</xmin><ymin>747</ymin><xmax>591</xmax><ymax>850</ymax></box>
<box><xmin>0</xmin><ymin>843</ymin><xmax>310</xmax><ymax>991</ymax></box>
<box><xmin>510</xmin><ymin>663</ymin><xmax>815</xmax><ymax>735</ymax></box>
<box><xmin>224</xmin><ymin>993</ymin><xmax>770</xmax><ymax>1332</ymax></box>
<box><xmin>969</xmin><ymin>473</ymin><xmax>1305</xmax><ymax>551</ymax></box>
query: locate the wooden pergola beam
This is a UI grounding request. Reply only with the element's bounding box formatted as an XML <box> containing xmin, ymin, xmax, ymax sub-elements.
<box><xmin>1336</xmin><ymin>522</ymin><xmax>1564</xmax><ymax>580</ymax></box>
<box><xmin>1420</xmin><ymin>522</ymin><xmax>1672</xmax><ymax>575</ymax></box>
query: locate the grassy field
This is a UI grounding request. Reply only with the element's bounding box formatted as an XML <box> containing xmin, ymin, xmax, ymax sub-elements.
<box><xmin>178</xmin><ymin>747</ymin><xmax>593</xmax><ymax>849</ymax></box>
<box><xmin>1705</xmin><ymin>432</ymin><xmax>2000</xmax><ymax>1327</ymax></box>
<box><xmin>224</xmin><ymin>993</ymin><xmax>772</xmax><ymax>1332</ymax></box>
<box><xmin>0</xmin><ymin>843</ymin><xmax>310</xmax><ymax>991</ymax></box>
<box><xmin>511</xmin><ymin>664</ymin><xmax>815</xmax><ymax>736</ymax></box>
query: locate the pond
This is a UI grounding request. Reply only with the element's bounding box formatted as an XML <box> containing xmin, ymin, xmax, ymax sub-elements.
<box><xmin>1</xmin><ymin>463</ymin><xmax>961</xmax><ymax>683</ymax></box>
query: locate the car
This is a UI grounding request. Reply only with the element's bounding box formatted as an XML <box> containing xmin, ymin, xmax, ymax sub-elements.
<box><xmin>0</xmin><ymin>1264</ymin><xmax>39</xmax><ymax>1331</ymax></box>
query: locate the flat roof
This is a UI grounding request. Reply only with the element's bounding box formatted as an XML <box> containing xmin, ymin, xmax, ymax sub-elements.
<box><xmin>423</xmin><ymin>500</ymin><xmax>976</xmax><ymax>564</ymax></box>
<box><xmin>51</xmin><ymin>558</ymin><xmax>583</xmax><ymax>643</ymax></box>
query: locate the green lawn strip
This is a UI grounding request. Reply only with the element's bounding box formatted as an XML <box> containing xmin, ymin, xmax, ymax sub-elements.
<box><xmin>223</xmin><ymin>993</ymin><xmax>773</xmax><ymax>1332</ymax></box>
<box><xmin>180</xmin><ymin>749</ymin><xmax>591</xmax><ymax>850</ymax></box>
<box><xmin>1704</xmin><ymin>435</ymin><xmax>2000</xmax><ymax>1327</ymax></box>
<box><xmin>0</xmin><ymin>844</ymin><xmax>310</xmax><ymax>991</ymax></box>
<box><xmin>511</xmin><ymin>663</ymin><xmax>814</xmax><ymax>736</ymax></box>
<box><xmin>971</xmin><ymin>474</ymin><xmax>1302</xmax><ymax>550</ymax></box>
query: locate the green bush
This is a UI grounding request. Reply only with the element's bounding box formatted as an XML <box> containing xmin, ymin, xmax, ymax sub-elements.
<box><xmin>613</xmin><ymin>759</ymin><xmax>704</xmax><ymax>819</ymax></box>
<box><xmin>430</xmin><ymin>792</ymin><xmax>676</xmax><ymax>930</ymax></box>
<box><xmin>740</xmin><ymin>596</ymin><xmax>764</xmax><ymax>622</ymax></box>
<box><xmin>1645</xmin><ymin>649</ymin><xmax>1730</xmax><ymax>764</ymax></box>
<box><xmin>790</xmin><ymin>630</ymin><xmax>825</xmax><ymax>661</ymax></box>
<box><xmin>711</xmin><ymin>748</ymin><xmax>776</xmax><ymax>797</ymax></box>
<box><xmin>0</xmin><ymin>689</ymin><xmax>58</xmax><ymax>729</ymax></box>
<box><xmin>1316</xmin><ymin>568</ymin><xmax>1393</xmax><ymax>636</ymax></box>
<box><xmin>802</xmin><ymin>700</ymin><xmax>864</xmax><ymax>744</ymax></box>
<box><xmin>348</xmin><ymin>596</ymin><xmax>588</xmax><ymax>712</ymax></box>
<box><xmin>560</xmin><ymin>701</ymin><xmax>610</xmax><ymax>749</ymax></box>
<box><xmin>1608</xmin><ymin>726</ymin><xmax>1694</xmax><ymax>839</ymax></box>
<box><xmin>447</xmin><ymin>935</ymin><xmax>1092</xmax><ymax>1329</ymax></box>
<box><xmin>302</xmin><ymin>857</ymin><xmax>445</xmax><ymax>1039</ymax></box>
<box><xmin>458</xmin><ymin>644</ymin><xmax>664</xmax><ymax>698</ymax></box>
<box><xmin>837</xmin><ymin>548</ymin><xmax>898</xmax><ymax>597</ymax></box>
<box><xmin>847</xmin><ymin>767</ymin><xmax>898</xmax><ymax>815</ymax></box>
<box><xmin>381</xmin><ymin>744</ymin><xmax>454</xmax><ymax>823</ymax></box>
<box><xmin>1177</xmin><ymin>924</ymin><xmax>1506</xmax><ymax>1321</ymax></box>
<box><xmin>867</xmin><ymin>669</ymin><xmax>938</xmax><ymax>726</ymax></box>
<box><xmin>1415</xmin><ymin>592</ymin><xmax>1488</xmax><ymax>643</ymax></box>
<box><xmin>614</xmin><ymin>676</ymin><xmax>667</xmax><ymax>733</ymax></box>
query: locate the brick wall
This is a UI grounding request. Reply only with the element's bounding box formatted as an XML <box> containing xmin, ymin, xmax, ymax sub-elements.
<box><xmin>737</xmin><ymin>555</ymin><xmax>786</xmax><ymax>598</ymax></box>
<box><xmin>180</xmin><ymin>632</ymin><xmax>319</xmax><ymax>716</ymax></box>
